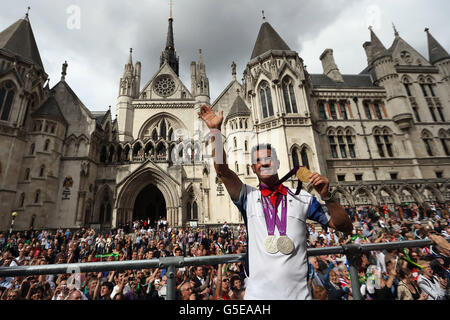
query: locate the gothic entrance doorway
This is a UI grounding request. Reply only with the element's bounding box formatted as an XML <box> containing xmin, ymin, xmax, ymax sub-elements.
<box><xmin>133</xmin><ymin>184</ymin><xmax>166</xmax><ymax>227</ymax></box>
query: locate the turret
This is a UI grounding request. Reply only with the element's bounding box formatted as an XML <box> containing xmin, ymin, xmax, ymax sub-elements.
<box><xmin>191</xmin><ymin>49</ymin><xmax>210</xmax><ymax>105</ymax></box>
<box><xmin>363</xmin><ymin>27</ymin><xmax>413</xmax><ymax>131</ymax></box>
<box><xmin>116</xmin><ymin>48</ymin><xmax>137</xmax><ymax>142</ymax></box>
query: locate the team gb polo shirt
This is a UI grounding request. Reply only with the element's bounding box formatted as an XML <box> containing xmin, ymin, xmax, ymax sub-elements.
<box><xmin>233</xmin><ymin>184</ymin><xmax>331</xmax><ymax>300</ymax></box>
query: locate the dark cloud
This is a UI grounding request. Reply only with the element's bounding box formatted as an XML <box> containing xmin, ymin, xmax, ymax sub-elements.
<box><xmin>1</xmin><ymin>0</ymin><xmax>448</xmax><ymax>112</ymax></box>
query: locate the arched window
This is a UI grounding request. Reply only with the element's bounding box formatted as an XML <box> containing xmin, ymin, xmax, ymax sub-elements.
<box><xmin>282</xmin><ymin>77</ymin><xmax>298</xmax><ymax>114</ymax></box>
<box><xmin>160</xmin><ymin>120</ymin><xmax>167</xmax><ymax>140</ymax></box>
<box><xmin>39</xmin><ymin>165</ymin><xmax>45</xmax><ymax>177</ymax></box>
<box><xmin>0</xmin><ymin>82</ymin><xmax>16</xmax><ymax>121</ymax></box>
<box><xmin>339</xmin><ymin>102</ymin><xmax>348</xmax><ymax>120</ymax></box>
<box><xmin>100</xmin><ymin>146</ymin><xmax>108</xmax><ymax>163</ymax></box>
<box><xmin>192</xmin><ymin>201</ymin><xmax>198</xmax><ymax>220</ymax></box>
<box><xmin>439</xmin><ymin>130</ymin><xmax>450</xmax><ymax>156</ymax></box>
<box><xmin>318</xmin><ymin>102</ymin><xmax>327</xmax><ymax>120</ymax></box>
<box><xmin>300</xmin><ymin>148</ymin><xmax>310</xmax><ymax>169</ymax></box>
<box><xmin>403</xmin><ymin>77</ymin><xmax>413</xmax><ymax>97</ymax></box>
<box><xmin>259</xmin><ymin>81</ymin><xmax>274</xmax><ymax>119</ymax></box>
<box><xmin>345</xmin><ymin>130</ymin><xmax>356</xmax><ymax>158</ymax></box>
<box><xmin>152</xmin><ymin>129</ymin><xmax>158</xmax><ymax>141</ymax></box>
<box><xmin>187</xmin><ymin>202</ymin><xmax>192</xmax><ymax>220</ymax></box>
<box><xmin>363</xmin><ymin>101</ymin><xmax>372</xmax><ymax>120</ymax></box>
<box><xmin>419</xmin><ymin>77</ymin><xmax>428</xmax><ymax>97</ymax></box>
<box><xmin>44</xmin><ymin>139</ymin><xmax>50</xmax><ymax>151</ymax></box>
<box><xmin>235</xmin><ymin>161</ymin><xmax>239</xmax><ymax>173</ymax></box>
<box><xmin>133</xmin><ymin>143</ymin><xmax>143</xmax><ymax>157</ymax></box>
<box><xmin>234</xmin><ymin>137</ymin><xmax>237</xmax><ymax>148</ymax></box>
<box><xmin>374</xmin><ymin>102</ymin><xmax>383</xmax><ymax>119</ymax></box>
<box><xmin>108</xmin><ymin>145</ymin><xmax>115</xmax><ymax>163</ymax></box>
<box><xmin>34</xmin><ymin>190</ymin><xmax>40</xmax><ymax>203</ymax></box>
<box><xmin>292</xmin><ymin>147</ymin><xmax>300</xmax><ymax>166</ymax></box>
<box><xmin>246</xmin><ymin>165</ymin><xmax>251</xmax><ymax>176</ymax></box>
<box><xmin>328</xmin><ymin>133</ymin><xmax>338</xmax><ymax>159</ymax></box>
<box><xmin>24</xmin><ymin>168</ymin><xmax>30</xmax><ymax>181</ymax></box>
<box><xmin>374</xmin><ymin>129</ymin><xmax>394</xmax><ymax>158</ymax></box>
<box><xmin>437</xmin><ymin>104</ymin><xmax>445</xmax><ymax>122</ymax></box>
<box><xmin>426</xmin><ymin>78</ymin><xmax>436</xmax><ymax>97</ymax></box>
<box><xmin>22</xmin><ymin>96</ymin><xmax>34</xmax><ymax>127</ymax></box>
<box><xmin>337</xmin><ymin>130</ymin><xmax>347</xmax><ymax>158</ymax></box>
<box><xmin>19</xmin><ymin>193</ymin><xmax>25</xmax><ymax>208</ymax></box>
<box><xmin>329</xmin><ymin>102</ymin><xmax>338</xmax><ymax>120</ymax></box>
<box><xmin>244</xmin><ymin>140</ymin><xmax>248</xmax><ymax>152</ymax></box>
<box><xmin>421</xmin><ymin>131</ymin><xmax>435</xmax><ymax>156</ymax></box>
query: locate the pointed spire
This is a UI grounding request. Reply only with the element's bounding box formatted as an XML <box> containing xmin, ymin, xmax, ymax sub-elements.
<box><xmin>425</xmin><ymin>28</ymin><xmax>450</xmax><ymax>65</ymax></box>
<box><xmin>368</xmin><ymin>26</ymin><xmax>389</xmax><ymax>61</ymax></box>
<box><xmin>198</xmin><ymin>49</ymin><xmax>203</xmax><ymax>64</ymax></box>
<box><xmin>251</xmin><ymin>17</ymin><xmax>291</xmax><ymax>60</ymax></box>
<box><xmin>25</xmin><ymin>6</ymin><xmax>31</xmax><ymax>20</ymax></box>
<box><xmin>0</xmin><ymin>13</ymin><xmax>44</xmax><ymax>70</ymax></box>
<box><xmin>160</xmin><ymin>0</ymin><xmax>179</xmax><ymax>75</ymax></box>
<box><xmin>128</xmin><ymin>48</ymin><xmax>133</xmax><ymax>65</ymax></box>
<box><xmin>392</xmin><ymin>22</ymin><xmax>399</xmax><ymax>37</ymax></box>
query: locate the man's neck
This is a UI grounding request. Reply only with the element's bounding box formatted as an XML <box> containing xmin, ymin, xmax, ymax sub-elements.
<box><xmin>259</xmin><ymin>175</ymin><xmax>280</xmax><ymax>190</ymax></box>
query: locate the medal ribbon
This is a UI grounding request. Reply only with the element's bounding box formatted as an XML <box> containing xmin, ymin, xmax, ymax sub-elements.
<box><xmin>261</xmin><ymin>192</ymin><xmax>288</xmax><ymax>236</ymax></box>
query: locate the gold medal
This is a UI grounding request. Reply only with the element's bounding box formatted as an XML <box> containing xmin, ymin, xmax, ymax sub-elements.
<box><xmin>277</xmin><ymin>236</ymin><xmax>295</xmax><ymax>255</ymax></box>
<box><xmin>296</xmin><ymin>167</ymin><xmax>312</xmax><ymax>183</ymax></box>
<box><xmin>263</xmin><ymin>236</ymin><xmax>279</xmax><ymax>254</ymax></box>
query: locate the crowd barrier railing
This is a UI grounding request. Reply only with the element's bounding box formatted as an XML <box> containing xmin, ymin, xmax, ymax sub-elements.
<box><xmin>0</xmin><ymin>238</ymin><xmax>448</xmax><ymax>300</ymax></box>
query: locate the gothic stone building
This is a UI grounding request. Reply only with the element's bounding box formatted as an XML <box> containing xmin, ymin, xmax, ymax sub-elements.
<box><xmin>0</xmin><ymin>12</ymin><xmax>449</xmax><ymax>231</ymax></box>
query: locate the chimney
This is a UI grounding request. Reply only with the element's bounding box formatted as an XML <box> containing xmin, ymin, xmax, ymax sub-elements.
<box><xmin>320</xmin><ymin>49</ymin><xmax>344</xmax><ymax>83</ymax></box>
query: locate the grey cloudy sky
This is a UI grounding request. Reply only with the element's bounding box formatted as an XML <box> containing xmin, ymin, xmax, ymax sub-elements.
<box><xmin>1</xmin><ymin>0</ymin><xmax>449</xmax><ymax>113</ymax></box>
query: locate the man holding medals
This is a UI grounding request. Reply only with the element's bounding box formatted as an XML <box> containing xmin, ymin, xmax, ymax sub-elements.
<box><xmin>198</xmin><ymin>105</ymin><xmax>353</xmax><ymax>300</ymax></box>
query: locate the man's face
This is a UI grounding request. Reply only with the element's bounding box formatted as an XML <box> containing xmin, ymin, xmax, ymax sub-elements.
<box><xmin>423</xmin><ymin>264</ymin><xmax>434</xmax><ymax>277</ymax></box>
<box><xmin>182</xmin><ymin>284</ymin><xmax>193</xmax><ymax>300</ymax></box>
<box><xmin>100</xmin><ymin>285</ymin><xmax>111</xmax><ymax>297</ymax></box>
<box><xmin>196</xmin><ymin>267</ymin><xmax>203</xmax><ymax>277</ymax></box>
<box><xmin>69</xmin><ymin>290</ymin><xmax>82</xmax><ymax>300</ymax></box>
<box><xmin>251</xmin><ymin>149</ymin><xmax>280</xmax><ymax>179</ymax></box>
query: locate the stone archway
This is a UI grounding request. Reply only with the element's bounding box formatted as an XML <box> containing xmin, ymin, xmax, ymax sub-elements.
<box><xmin>116</xmin><ymin>167</ymin><xmax>181</xmax><ymax>227</ymax></box>
<box><xmin>133</xmin><ymin>184</ymin><xmax>166</xmax><ymax>227</ymax></box>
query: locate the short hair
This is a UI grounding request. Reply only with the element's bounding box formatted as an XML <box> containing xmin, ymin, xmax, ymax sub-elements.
<box><xmin>250</xmin><ymin>144</ymin><xmax>278</xmax><ymax>164</ymax></box>
<box><xmin>101</xmin><ymin>281</ymin><xmax>114</xmax><ymax>292</ymax></box>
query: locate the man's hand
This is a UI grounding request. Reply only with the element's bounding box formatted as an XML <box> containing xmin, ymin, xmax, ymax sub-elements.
<box><xmin>197</xmin><ymin>105</ymin><xmax>223</xmax><ymax>130</ymax></box>
<box><xmin>309</xmin><ymin>173</ymin><xmax>330</xmax><ymax>199</ymax></box>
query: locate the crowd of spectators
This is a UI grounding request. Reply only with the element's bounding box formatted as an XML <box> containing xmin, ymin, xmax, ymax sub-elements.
<box><xmin>0</xmin><ymin>202</ymin><xmax>448</xmax><ymax>301</ymax></box>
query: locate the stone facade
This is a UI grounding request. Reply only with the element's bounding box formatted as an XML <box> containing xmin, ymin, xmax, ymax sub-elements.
<box><xmin>0</xmin><ymin>12</ymin><xmax>449</xmax><ymax>232</ymax></box>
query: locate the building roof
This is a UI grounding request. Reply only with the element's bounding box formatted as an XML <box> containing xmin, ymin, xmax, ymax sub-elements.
<box><xmin>0</xmin><ymin>16</ymin><xmax>44</xmax><ymax>70</ymax></box>
<box><xmin>368</xmin><ymin>28</ymin><xmax>389</xmax><ymax>62</ymax></box>
<box><xmin>226</xmin><ymin>95</ymin><xmax>250</xmax><ymax>121</ymax></box>
<box><xmin>311</xmin><ymin>74</ymin><xmax>378</xmax><ymax>88</ymax></box>
<box><xmin>425</xmin><ymin>28</ymin><xmax>450</xmax><ymax>64</ymax></box>
<box><xmin>251</xmin><ymin>21</ymin><xmax>291</xmax><ymax>60</ymax></box>
<box><xmin>32</xmin><ymin>96</ymin><xmax>67</xmax><ymax>124</ymax></box>
<box><xmin>91</xmin><ymin>111</ymin><xmax>108</xmax><ymax>126</ymax></box>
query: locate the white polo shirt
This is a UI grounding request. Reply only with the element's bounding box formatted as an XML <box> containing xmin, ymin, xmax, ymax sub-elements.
<box><xmin>233</xmin><ymin>184</ymin><xmax>331</xmax><ymax>300</ymax></box>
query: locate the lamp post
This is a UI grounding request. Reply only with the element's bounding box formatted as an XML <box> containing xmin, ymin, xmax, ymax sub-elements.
<box><xmin>9</xmin><ymin>211</ymin><xmax>18</xmax><ymax>236</ymax></box>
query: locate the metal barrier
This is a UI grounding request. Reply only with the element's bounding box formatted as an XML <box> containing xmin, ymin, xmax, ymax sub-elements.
<box><xmin>0</xmin><ymin>238</ymin><xmax>447</xmax><ymax>300</ymax></box>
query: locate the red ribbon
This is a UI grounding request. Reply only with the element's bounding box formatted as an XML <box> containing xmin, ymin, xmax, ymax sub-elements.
<box><xmin>260</xmin><ymin>184</ymin><xmax>287</xmax><ymax>207</ymax></box>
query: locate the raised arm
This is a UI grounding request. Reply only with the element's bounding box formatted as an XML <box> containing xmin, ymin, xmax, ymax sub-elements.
<box><xmin>198</xmin><ymin>105</ymin><xmax>242</xmax><ymax>202</ymax></box>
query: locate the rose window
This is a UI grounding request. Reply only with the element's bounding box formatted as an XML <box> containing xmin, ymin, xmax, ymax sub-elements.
<box><xmin>153</xmin><ymin>76</ymin><xmax>176</xmax><ymax>97</ymax></box>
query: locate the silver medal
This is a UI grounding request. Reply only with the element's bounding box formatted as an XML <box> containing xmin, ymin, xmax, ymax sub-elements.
<box><xmin>264</xmin><ymin>236</ymin><xmax>279</xmax><ymax>254</ymax></box>
<box><xmin>277</xmin><ymin>236</ymin><xmax>295</xmax><ymax>255</ymax></box>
